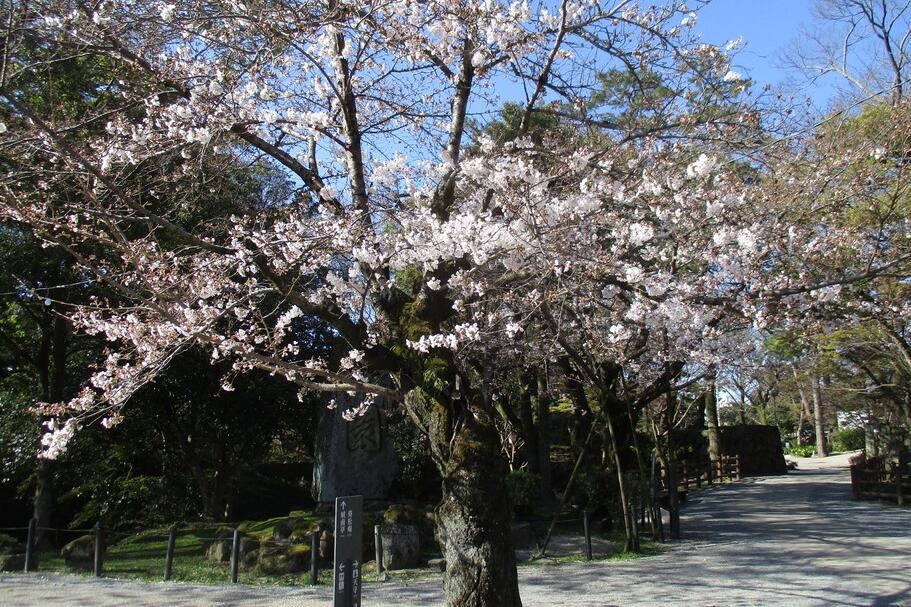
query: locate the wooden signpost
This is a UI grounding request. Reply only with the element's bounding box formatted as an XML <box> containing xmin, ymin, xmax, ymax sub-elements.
<box><xmin>333</xmin><ymin>495</ymin><xmax>363</xmax><ymax>607</ymax></box>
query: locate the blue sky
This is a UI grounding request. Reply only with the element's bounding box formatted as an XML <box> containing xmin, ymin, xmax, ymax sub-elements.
<box><xmin>695</xmin><ymin>0</ymin><xmax>839</xmax><ymax>107</ymax></box>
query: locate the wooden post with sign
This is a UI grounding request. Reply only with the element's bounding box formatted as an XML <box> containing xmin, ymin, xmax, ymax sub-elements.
<box><xmin>333</xmin><ymin>495</ymin><xmax>363</xmax><ymax>607</ymax></box>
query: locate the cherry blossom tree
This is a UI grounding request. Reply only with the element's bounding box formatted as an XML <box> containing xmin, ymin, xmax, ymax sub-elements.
<box><xmin>3</xmin><ymin>0</ymin><xmax>910</xmax><ymax>604</ymax></box>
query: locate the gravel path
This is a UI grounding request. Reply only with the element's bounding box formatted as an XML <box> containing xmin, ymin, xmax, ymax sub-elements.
<box><xmin>3</xmin><ymin>452</ymin><xmax>909</xmax><ymax>606</ymax></box>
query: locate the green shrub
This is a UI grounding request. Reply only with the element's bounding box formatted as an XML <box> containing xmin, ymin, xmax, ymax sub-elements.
<box><xmin>506</xmin><ymin>470</ymin><xmax>541</xmax><ymax>515</ymax></box>
<box><xmin>831</xmin><ymin>428</ymin><xmax>865</xmax><ymax>452</ymax></box>
<box><xmin>571</xmin><ymin>468</ymin><xmax>616</xmax><ymax>516</ymax></box>
<box><xmin>785</xmin><ymin>444</ymin><xmax>816</xmax><ymax>457</ymax></box>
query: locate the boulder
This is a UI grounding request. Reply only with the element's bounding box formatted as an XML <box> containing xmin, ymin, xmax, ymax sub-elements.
<box><xmin>272</xmin><ymin>520</ymin><xmax>296</xmax><ymax>541</ymax></box>
<box><xmin>206</xmin><ymin>531</ymin><xmax>259</xmax><ymax>563</ymax></box>
<box><xmin>0</xmin><ymin>533</ymin><xmax>26</xmax><ymax>572</ymax></box>
<box><xmin>206</xmin><ymin>539</ymin><xmax>232</xmax><ymax>563</ymax></box>
<box><xmin>256</xmin><ymin>544</ymin><xmax>311</xmax><ymax>575</ymax></box>
<box><xmin>241</xmin><ymin>549</ymin><xmax>259</xmax><ymax>570</ymax></box>
<box><xmin>240</xmin><ymin>536</ymin><xmax>260</xmax><ymax>556</ymax></box>
<box><xmin>288</xmin><ymin>522</ymin><xmax>319</xmax><ymax>544</ymax></box>
<box><xmin>380</xmin><ymin>523</ymin><xmax>421</xmax><ymax>570</ymax></box>
<box><xmin>1</xmin><ymin>553</ymin><xmax>24</xmax><ymax>572</ymax></box>
<box><xmin>427</xmin><ymin>557</ymin><xmax>446</xmax><ymax>572</ymax></box>
<box><xmin>319</xmin><ymin>529</ymin><xmax>334</xmax><ymax>564</ymax></box>
<box><xmin>61</xmin><ymin>535</ymin><xmax>97</xmax><ymax>570</ymax></box>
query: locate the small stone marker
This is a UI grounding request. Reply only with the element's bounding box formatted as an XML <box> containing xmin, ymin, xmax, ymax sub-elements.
<box><xmin>333</xmin><ymin>495</ymin><xmax>363</xmax><ymax>607</ymax></box>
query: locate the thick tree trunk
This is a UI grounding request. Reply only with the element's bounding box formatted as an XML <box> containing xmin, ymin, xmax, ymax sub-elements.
<box><xmin>437</xmin><ymin>420</ymin><xmax>521</xmax><ymax>607</ymax></box>
<box><xmin>33</xmin><ymin>460</ymin><xmax>56</xmax><ymax>547</ymax></box>
<box><xmin>33</xmin><ymin>313</ymin><xmax>68</xmax><ymax>547</ymax></box>
<box><xmin>812</xmin><ymin>376</ymin><xmax>828</xmax><ymax>457</ymax></box>
<box><xmin>403</xmin><ymin>384</ymin><xmax>521</xmax><ymax>607</ymax></box>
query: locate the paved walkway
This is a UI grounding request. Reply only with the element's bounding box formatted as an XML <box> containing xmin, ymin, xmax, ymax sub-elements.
<box><xmin>2</xmin><ymin>453</ymin><xmax>909</xmax><ymax>606</ymax></box>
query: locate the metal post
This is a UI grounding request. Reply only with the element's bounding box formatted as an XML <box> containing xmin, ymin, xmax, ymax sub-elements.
<box><xmin>24</xmin><ymin>519</ymin><xmax>36</xmax><ymax>573</ymax></box>
<box><xmin>230</xmin><ymin>529</ymin><xmax>240</xmax><ymax>584</ymax></box>
<box><xmin>164</xmin><ymin>525</ymin><xmax>176</xmax><ymax>581</ymax></box>
<box><xmin>93</xmin><ymin>521</ymin><xmax>103</xmax><ymax>577</ymax></box>
<box><xmin>582</xmin><ymin>511</ymin><xmax>592</xmax><ymax>560</ymax></box>
<box><xmin>310</xmin><ymin>530</ymin><xmax>319</xmax><ymax>585</ymax></box>
<box><xmin>374</xmin><ymin>525</ymin><xmax>384</xmax><ymax>580</ymax></box>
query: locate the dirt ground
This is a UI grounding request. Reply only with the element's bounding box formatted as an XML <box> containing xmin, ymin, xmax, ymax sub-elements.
<box><xmin>2</xmin><ymin>452</ymin><xmax>909</xmax><ymax>606</ymax></box>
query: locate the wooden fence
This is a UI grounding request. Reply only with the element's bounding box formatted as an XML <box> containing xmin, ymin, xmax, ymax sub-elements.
<box><xmin>662</xmin><ymin>455</ymin><xmax>742</xmax><ymax>493</ymax></box>
<box><xmin>850</xmin><ymin>456</ymin><xmax>909</xmax><ymax>506</ymax></box>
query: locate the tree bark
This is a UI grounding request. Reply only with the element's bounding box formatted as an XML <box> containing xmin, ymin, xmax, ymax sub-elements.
<box><xmin>533</xmin><ymin>370</ymin><xmax>552</xmax><ymax>498</ymax></box>
<box><xmin>664</xmin><ymin>390</ymin><xmax>680</xmax><ymax>540</ymax></box>
<box><xmin>559</xmin><ymin>357</ymin><xmax>591</xmax><ymax>455</ymax></box>
<box><xmin>437</xmin><ymin>420</ymin><xmax>521</xmax><ymax>607</ymax></box>
<box><xmin>603</xmin><ymin>405</ymin><xmax>633</xmax><ymax>551</ymax></box>
<box><xmin>403</xmin><ymin>385</ymin><xmax>521</xmax><ymax>607</ymax></box>
<box><xmin>812</xmin><ymin>376</ymin><xmax>828</xmax><ymax>457</ymax></box>
<box><xmin>517</xmin><ymin>372</ymin><xmax>539</xmax><ymax>476</ymax></box>
<box><xmin>33</xmin><ymin>310</ymin><xmax>68</xmax><ymax>547</ymax></box>
<box><xmin>704</xmin><ymin>378</ymin><xmax>721</xmax><ymax>466</ymax></box>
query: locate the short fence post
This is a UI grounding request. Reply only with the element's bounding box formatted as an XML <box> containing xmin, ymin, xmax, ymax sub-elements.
<box><xmin>163</xmin><ymin>525</ymin><xmax>176</xmax><ymax>581</ymax></box>
<box><xmin>230</xmin><ymin>529</ymin><xmax>240</xmax><ymax>584</ymax></box>
<box><xmin>310</xmin><ymin>530</ymin><xmax>319</xmax><ymax>585</ymax></box>
<box><xmin>374</xmin><ymin>525</ymin><xmax>384</xmax><ymax>580</ymax></box>
<box><xmin>583</xmin><ymin>511</ymin><xmax>592</xmax><ymax>560</ymax></box>
<box><xmin>93</xmin><ymin>521</ymin><xmax>103</xmax><ymax>578</ymax></box>
<box><xmin>24</xmin><ymin>518</ymin><xmax>36</xmax><ymax>573</ymax></box>
<box><xmin>897</xmin><ymin>457</ymin><xmax>905</xmax><ymax>506</ymax></box>
<box><xmin>735</xmin><ymin>455</ymin><xmax>742</xmax><ymax>480</ymax></box>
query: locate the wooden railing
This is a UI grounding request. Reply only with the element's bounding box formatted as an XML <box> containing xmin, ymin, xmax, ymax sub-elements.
<box><xmin>850</xmin><ymin>456</ymin><xmax>908</xmax><ymax>506</ymax></box>
<box><xmin>662</xmin><ymin>454</ymin><xmax>742</xmax><ymax>493</ymax></box>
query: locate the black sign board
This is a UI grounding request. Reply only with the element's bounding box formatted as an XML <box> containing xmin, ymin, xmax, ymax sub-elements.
<box><xmin>333</xmin><ymin>495</ymin><xmax>362</xmax><ymax>607</ymax></box>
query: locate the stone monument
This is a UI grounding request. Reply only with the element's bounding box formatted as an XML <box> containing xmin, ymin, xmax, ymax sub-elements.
<box><xmin>313</xmin><ymin>392</ymin><xmax>398</xmax><ymax>504</ymax></box>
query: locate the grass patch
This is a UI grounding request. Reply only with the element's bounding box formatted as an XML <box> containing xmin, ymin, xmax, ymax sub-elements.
<box><xmin>26</xmin><ymin>515</ymin><xmax>664</xmax><ymax>588</ymax></box>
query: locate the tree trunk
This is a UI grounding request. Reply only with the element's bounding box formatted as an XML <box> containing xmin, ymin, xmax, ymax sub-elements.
<box><xmin>603</xmin><ymin>406</ymin><xmax>632</xmax><ymax>551</ymax></box>
<box><xmin>33</xmin><ymin>312</ymin><xmax>68</xmax><ymax>547</ymax></box>
<box><xmin>664</xmin><ymin>390</ymin><xmax>680</xmax><ymax>540</ymax></box>
<box><xmin>517</xmin><ymin>371</ymin><xmax>539</xmax><ymax>475</ymax></box>
<box><xmin>533</xmin><ymin>370</ymin><xmax>552</xmax><ymax>498</ymax></box>
<box><xmin>796</xmin><ymin>404</ymin><xmax>805</xmax><ymax>447</ymax></box>
<box><xmin>404</xmin><ymin>386</ymin><xmax>521</xmax><ymax>607</ymax></box>
<box><xmin>559</xmin><ymin>357</ymin><xmax>591</xmax><ymax>455</ymax></box>
<box><xmin>704</xmin><ymin>378</ymin><xmax>721</xmax><ymax>466</ymax></box>
<box><xmin>437</xmin><ymin>421</ymin><xmax>520</xmax><ymax>606</ymax></box>
<box><xmin>812</xmin><ymin>376</ymin><xmax>828</xmax><ymax>457</ymax></box>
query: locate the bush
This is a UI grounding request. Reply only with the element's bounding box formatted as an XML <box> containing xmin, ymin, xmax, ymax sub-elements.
<box><xmin>571</xmin><ymin>468</ymin><xmax>616</xmax><ymax>516</ymax></box>
<box><xmin>785</xmin><ymin>444</ymin><xmax>815</xmax><ymax>457</ymax></box>
<box><xmin>831</xmin><ymin>428</ymin><xmax>865</xmax><ymax>453</ymax></box>
<box><xmin>505</xmin><ymin>470</ymin><xmax>540</xmax><ymax>515</ymax></box>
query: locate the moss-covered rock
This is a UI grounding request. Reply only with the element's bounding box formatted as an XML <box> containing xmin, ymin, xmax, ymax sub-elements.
<box><xmin>61</xmin><ymin>535</ymin><xmax>98</xmax><ymax>570</ymax></box>
<box><xmin>0</xmin><ymin>533</ymin><xmax>26</xmax><ymax>572</ymax></box>
<box><xmin>255</xmin><ymin>543</ymin><xmax>311</xmax><ymax>575</ymax></box>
